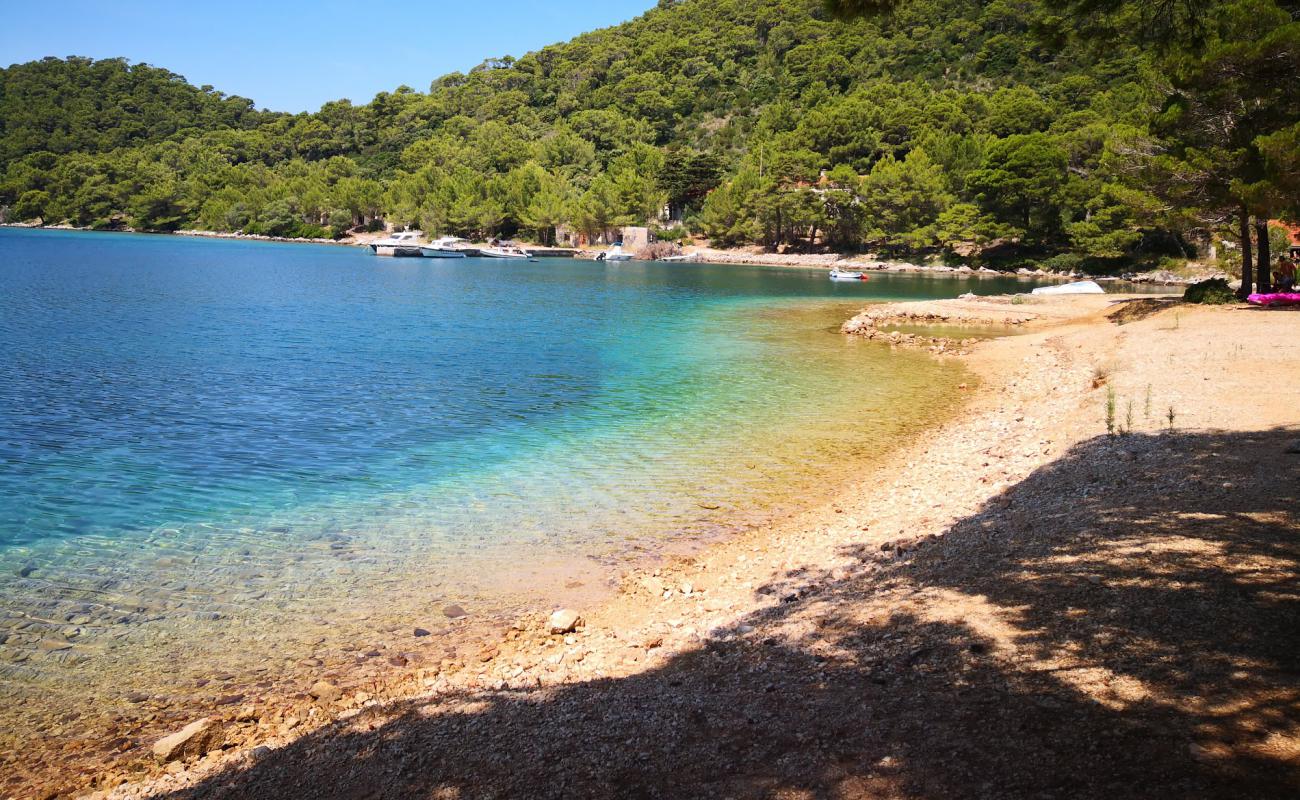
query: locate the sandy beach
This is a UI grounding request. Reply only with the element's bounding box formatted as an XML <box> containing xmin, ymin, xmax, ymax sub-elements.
<box><xmin>52</xmin><ymin>293</ymin><xmax>1294</xmax><ymax>799</ymax></box>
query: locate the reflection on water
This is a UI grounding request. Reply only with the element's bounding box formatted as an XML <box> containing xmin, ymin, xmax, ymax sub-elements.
<box><xmin>0</xmin><ymin>229</ymin><xmax>1021</xmax><ymax>786</ymax></box>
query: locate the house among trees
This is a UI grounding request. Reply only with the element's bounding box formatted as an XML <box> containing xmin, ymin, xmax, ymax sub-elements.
<box><xmin>555</xmin><ymin>224</ymin><xmax>653</xmax><ymax>250</ymax></box>
<box><xmin>1277</xmin><ymin>220</ymin><xmax>1300</xmax><ymax>259</ymax></box>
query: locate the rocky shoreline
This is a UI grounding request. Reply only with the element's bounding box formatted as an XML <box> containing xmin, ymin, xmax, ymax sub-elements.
<box><xmin>66</xmin><ymin>291</ymin><xmax>1299</xmax><ymax>800</ymax></box>
<box><xmin>683</xmin><ymin>245</ymin><xmax>1228</xmax><ymax>286</ymax></box>
<box><xmin>837</xmin><ymin>294</ymin><xmax>1109</xmax><ymax>354</ymax></box>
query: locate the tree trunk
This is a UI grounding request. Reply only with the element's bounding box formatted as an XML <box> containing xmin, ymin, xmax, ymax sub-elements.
<box><xmin>1255</xmin><ymin>218</ymin><xmax>1271</xmax><ymax>294</ymax></box>
<box><xmin>1239</xmin><ymin>207</ymin><xmax>1254</xmax><ymax>299</ymax></box>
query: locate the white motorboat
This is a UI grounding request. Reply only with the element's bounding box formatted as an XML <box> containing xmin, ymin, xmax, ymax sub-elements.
<box><xmin>829</xmin><ymin>268</ymin><xmax>867</xmax><ymax>281</ymax></box>
<box><xmin>420</xmin><ymin>236</ymin><xmax>469</xmax><ymax>258</ymax></box>
<box><xmin>368</xmin><ymin>230</ymin><xmax>426</xmax><ymax>257</ymax></box>
<box><xmin>659</xmin><ymin>252</ymin><xmax>698</xmax><ymax>262</ymax></box>
<box><xmin>1030</xmin><ymin>280</ymin><xmax>1105</xmax><ymax>295</ymax></box>
<box><xmin>480</xmin><ymin>244</ymin><xmax>532</xmax><ymax>259</ymax></box>
<box><xmin>596</xmin><ymin>244</ymin><xmax>633</xmax><ymax>262</ymax></box>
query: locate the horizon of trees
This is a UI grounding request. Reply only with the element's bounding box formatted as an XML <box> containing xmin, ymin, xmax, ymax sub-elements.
<box><xmin>1</xmin><ymin>0</ymin><xmax>1296</xmax><ymax>272</ymax></box>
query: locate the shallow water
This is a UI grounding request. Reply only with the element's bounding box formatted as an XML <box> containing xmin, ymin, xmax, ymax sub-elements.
<box><xmin>0</xmin><ymin>229</ymin><xmax>1051</xmax><ymax>784</ymax></box>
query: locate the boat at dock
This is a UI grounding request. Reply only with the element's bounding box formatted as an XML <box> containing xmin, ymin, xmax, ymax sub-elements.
<box><xmin>368</xmin><ymin>230</ymin><xmax>426</xmax><ymax>257</ymax></box>
<box><xmin>419</xmin><ymin>236</ymin><xmax>471</xmax><ymax>258</ymax></box>
<box><xmin>480</xmin><ymin>243</ymin><xmax>533</xmax><ymax>259</ymax></box>
<box><xmin>595</xmin><ymin>244</ymin><xmax>632</xmax><ymax>261</ymax></box>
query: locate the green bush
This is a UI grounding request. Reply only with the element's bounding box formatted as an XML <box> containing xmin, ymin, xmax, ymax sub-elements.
<box><xmin>294</xmin><ymin>223</ymin><xmax>331</xmax><ymax>239</ymax></box>
<box><xmin>654</xmin><ymin>226</ymin><xmax>688</xmax><ymax>243</ymax></box>
<box><xmin>1042</xmin><ymin>253</ymin><xmax>1083</xmax><ymax>273</ymax></box>
<box><xmin>1183</xmin><ymin>277</ymin><xmax>1237</xmax><ymax>304</ymax></box>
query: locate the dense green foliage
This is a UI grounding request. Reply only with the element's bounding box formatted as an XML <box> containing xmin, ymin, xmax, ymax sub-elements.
<box><xmin>1183</xmin><ymin>276</ymin><xmax>1238</xmax><ymax>303</ymax></box>
<box><xmin>0</xmin><ymin>57</ymin><xmax>274</xmax><ymax>164</ymax></box>
<box><xmin>1</xmin><ymin>0</ymin><xmax>1294</xmax><ymax>263</ymax></box>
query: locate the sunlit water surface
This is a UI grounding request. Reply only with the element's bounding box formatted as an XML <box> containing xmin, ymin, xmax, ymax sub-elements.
<box><xmin>0</xmin><ymin>228</ymin><xmax>1056</xmax><ymax>781</ymax></box>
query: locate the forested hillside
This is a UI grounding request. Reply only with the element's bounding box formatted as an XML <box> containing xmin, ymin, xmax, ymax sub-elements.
<box><xmin>1</xmin><ymin>0</ymin><xmax>1294</xmax><ymax>267</ymax></box>
<box><xmin>0</xmin><ymin>57</ymin><xmax>276</xmax><ymax>163</ymax></box>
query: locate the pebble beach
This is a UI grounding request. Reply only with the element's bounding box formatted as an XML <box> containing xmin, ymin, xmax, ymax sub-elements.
<box><xmin>58</xmin><ymin>293</ymin><xmax>1300</xmax><ymax>800</ymax></box>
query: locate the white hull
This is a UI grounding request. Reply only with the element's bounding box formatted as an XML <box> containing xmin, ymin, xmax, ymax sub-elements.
<box><xmin>480</xmin><ymin>248</ymin><xmax>530</xmax><ymax>259</ymax></box>
<box><xmin>596</xmin><ymin>246</ymin><xmax>633</xmax><ymax>261</ymax></box>
<box><xmin>419</xmin><ymin>247</ymin><xmax>467</xmax><ymax>258</ymax></box>
<box><xmin>371</xmin><ymin>245</ymin><xmax>424</xmax><ymax>257</ymax></box>
<box><xmin>1031</xmin><ymin>280</ymin><xmax>1105</xmax><ymax>295</ymax></box>
<box><xmin>369</xmin><ymin>230</ymin><xmax>428</xmax><ymax>257</ymax></box>
<box><xmin>829</xmin><ymin>269</ymin><xmax>866</xmax><ymax>280</ymax></box>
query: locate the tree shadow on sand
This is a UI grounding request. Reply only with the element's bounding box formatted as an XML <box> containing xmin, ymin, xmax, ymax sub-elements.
<box><xmin>156</xmin><ymin>427</ymin><xmax>1300</xmax><ymax>799</ymax></box>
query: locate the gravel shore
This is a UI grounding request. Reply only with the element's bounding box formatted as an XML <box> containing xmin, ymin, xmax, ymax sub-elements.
<box><xmin>68</xmin><ymin>296</ymin><xmax>1300</xmax><ymax>799</ymax></box>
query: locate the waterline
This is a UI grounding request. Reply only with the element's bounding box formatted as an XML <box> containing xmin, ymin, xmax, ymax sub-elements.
<box><xmin>0</xmin><ymin>228</ymin><xmax>1029</xmax><ymax>791</ymax></box>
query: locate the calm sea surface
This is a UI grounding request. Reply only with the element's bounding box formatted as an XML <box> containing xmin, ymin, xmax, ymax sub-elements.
<box><xmin>0</xmin><ymin>228</ymin><xmax>1049</xmax><ymax>779</ymax></box>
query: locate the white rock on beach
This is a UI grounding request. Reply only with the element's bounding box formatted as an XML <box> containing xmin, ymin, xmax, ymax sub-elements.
<box><xmin>637</xmin><ymin>575</ymin><xmax>665</xmax><ymax>596</ymax></box>
<box><xmin>547</xmin><ymin>608</ymin><xmax>583</xmax><ymax>634</ymax></box>
<box><xmin>152</xmin><ymin>717</ymin><xmax>224</xmax><ymax>763</ymax></box>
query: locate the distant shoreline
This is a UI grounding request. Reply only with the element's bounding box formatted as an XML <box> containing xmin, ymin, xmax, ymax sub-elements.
<box><xmin>1</xmin><ymin>223</ymin><xmax>1220</xmax><ymax>285</ymax></box>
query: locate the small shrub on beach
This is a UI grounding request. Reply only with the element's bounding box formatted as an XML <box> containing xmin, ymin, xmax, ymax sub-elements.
<box><xmin>1183</xmin><ymin>277</ymin><xmax>1236</xmax><ymax>305</ymax></box>
<box><xmin>1092</xmin><ymin>364</ymin><xmax>1111</xmax><ymax>389</ymax></box>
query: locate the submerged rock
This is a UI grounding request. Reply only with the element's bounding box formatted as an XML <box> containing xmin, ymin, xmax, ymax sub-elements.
<box><xmin>152</xmin><ymin>717</ymin><xmax>224</xmax><ymax>763</ymax></box>
<box><xmin>442</xmin><ymin>604</ymin><xmax>468</xmax><ymax>619</ymax></box>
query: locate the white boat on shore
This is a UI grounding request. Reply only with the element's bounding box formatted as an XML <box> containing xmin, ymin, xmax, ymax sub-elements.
<box><xmin>596</xmin><ymin>244</ymin><xmax>632</xmax><ymax>261</ymax></box>
<box><xmin>420</xmin><ymin>236</ymin><xmax>470</xmax><ymax>258</ymax></box>
<box><xmin>368</xmin><ymin>230</ymin><xmax>426</xmax><ymax>257</ymax></box>
<box><xmin>659</xmin><ymin>252</ymin><xmax>698</xmax><ymax>262</ymax></box>
<box><xmin>1031</xmin><ymin>280</ymin><xmax>1105</xmax><ymax>295</ymax></box>
<box><xmin>480</xmin><ymin>244</ymin><xmax>532</xmax><ymax>259</ymax></box>
<box><xmin>829</xmin><ymin>268</ymin><xmax>868</xmax><ymax>281</ymax></box>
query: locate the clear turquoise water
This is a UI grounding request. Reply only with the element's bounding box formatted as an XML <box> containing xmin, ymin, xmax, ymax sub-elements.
<box><xmin>0</xmin><ymin>228</ymin><xmax>1037</xmax><ymax>556</ymax></box>
<box><xmin>0</xmin><ymin>228</ymin><xmax>1048</xmax><ymax>764</ymax></box>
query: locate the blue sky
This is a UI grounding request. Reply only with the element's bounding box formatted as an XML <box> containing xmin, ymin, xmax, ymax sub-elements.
<box><xmin>1</xmin><ymin>1</ymin><xmax>655</xmax><ymax>113</ymax></box>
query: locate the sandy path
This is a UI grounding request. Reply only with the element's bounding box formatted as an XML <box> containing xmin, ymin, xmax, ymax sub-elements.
<box><xmin>85</xmin><ymin>297</ymin><xmax>1300</xmax><ymax>800</ymax></box>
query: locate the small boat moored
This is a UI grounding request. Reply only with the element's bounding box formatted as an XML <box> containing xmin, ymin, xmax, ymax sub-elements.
<box><xmin>596</xmin><ymin>243</ymin><xmax>633</xmax><ymax>262</ymax></box>
<box><xmin>420</xmin><ymin>236</ymin><xmax>470</xmax><ymax>258</ymax></box>
<box><xmin>480</xmin><ymin>243</ymin><xmax>532</xmax><ymax>259</ymax></box>
<box><xmin>829</xmin><ymin>268</ymin><xmax>868</xmax><ymax>281</ymax></box>
<box><xmin>659</xmin><ymin>252</ymin><xmax>698</xmax><ymax>262</ymax></box>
